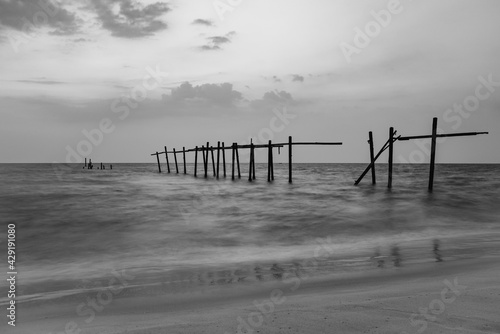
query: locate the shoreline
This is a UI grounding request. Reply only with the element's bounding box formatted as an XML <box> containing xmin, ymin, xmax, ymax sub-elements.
<box><xmin>5</xmin><ymin>254</ymin><xmax>500</xmax><ymax>334</ymax></box>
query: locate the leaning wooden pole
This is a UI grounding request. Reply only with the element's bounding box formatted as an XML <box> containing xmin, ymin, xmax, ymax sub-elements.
<box><xmin>202</xmin><ymin>145</ymin><xmax>207</xmax><ymax>178</ymax></box>
<box><xmin>194</xmin><ymin>146</ymin><xmax>198</xmax><ymax>177</ymax></box>
<box><xmin>428</xmin><ymin>117</ymin><xmax>438</xmax><ymax>192</ymax></box>
<box><xmin>164</xmin><ymin>146</ymin><xmax>171</xmax><ymax>173</ymax></box>
<box><xmin>388</xmin><ymin>127</ymin><xmax>394</xmax><ymax>189</ymax></box>
<box><xmin>211</xmin><ymin>146</ymin><xmax>216</xmax><ymax>177</ymax></box>
<box><xmin>222</xmin><ymin>142</ymin><xmax>226</xmax><ymax>177</ymax></box>
<box><xmin>236</xmin><ymin>143</ymin><xmax>241</xmax><ymax>179</ymax></box>
<box><xmin>368</xmin><ymin>132</ymin><xmax>376</xmax><ymax>185</ymax></box>
<box><xmin>156</xmin><ymin>152</ymin><xmax>161</xmax><ymax>173</ymax></box>
<box><xmin>173</xmin><ymin>148</ymin><xmax>179</xmax><ymax>174</ymax></box>
<box><xmin>216</xmin><ymin>141</ymin><xmax>220</xmax><ymax>179</ymax></box>
<box><xmin>288</xmin><ymin>136</ymin><xmax>293</xmax><ymax>183</ymax></box>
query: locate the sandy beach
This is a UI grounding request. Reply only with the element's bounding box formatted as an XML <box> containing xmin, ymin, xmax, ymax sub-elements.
<box><xmin>4</xmin><ymin>254</ymin><xmax>499</xmax><ymax>334</ymax></box>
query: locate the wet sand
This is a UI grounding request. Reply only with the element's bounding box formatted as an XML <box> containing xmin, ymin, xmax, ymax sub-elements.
<box><xmin>5</xmin><ymin>255</ymin><xmax>500</xmax><ymax>334</ymax></box>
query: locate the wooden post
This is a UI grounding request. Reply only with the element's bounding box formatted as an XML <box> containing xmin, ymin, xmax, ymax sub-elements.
<box><xmin>183</xmin><ymin>147</ymin><xmax>186</xmax><ymax>174</ymax></box>
<box><xmin>288</xmin><ymin>136</ymin><xmax>292</xmax><ymax>183</ymax></box>
<box><xmin>248</xmin><ymin>142</ymin><xmax>253</xmax><ymax>182</ymax></box>
<box><xmin>85</xmin><ymin>158</ymin><xmax>87</xmax><ymax>168</ymax></box>
<box><xmin>202</xmin><ymin>145</ymin><xmax>207</xmax><ymax>178</ymax></box>
<box><xmin>216</xmin><ymin>141</ymin><xmax>220</xmax><ymax>179</ymax></box>
<box><xmin>270</xmin><ymin>143</ymin><xmax>274</xmax><ymax>181</ymax></box>
<box><xmin>231</xmin><ymin>143</ymin><xmax>235</xmax><ymax>180</ymax></box>
<box><xmin>236</xmin><ymin>143</ymin><xmax>241</xmax><ymax>179</ymax></box>
<box><xmin>173</xmin><ymin>148</ymin><xmax>179</xmax><ymax>173</ymax></box>
<box><xmin>369</xmin><ymin>132</ymin><xmax>376</xmax><ymax>185</ymax></box>
<box><xmin>222</xmin><ymin>142</ymin><xmax>226</xmax><ymax>177</ymax></box>
<box><xmin>205</xmin><ymin>142</ymin><xmax>209</xmax><ymax>178</ymax></box>
<box><xmin>194</xmin><ymin>146</ymin><xmax>198</xmax><ymax>177</ymax></box>
<box><xmin>268</xmin><ymin>140</ymin><xmax>272</xmax><ymax>182</ymax></box>
<box><xmin>428</xmin><ymin>117</ymin><xmax>438</xmax><ymax>192</ymax></box>
<box><xmin>211</xmin><ymin>146</ymin><xmax>216</xmax><ymax>177</ymax></box>
<box><xmin>156</xmin><ymin>152</ymin><xmax>161</xmax><ymax>173</ymax></box>
<box><xmin>164</xmin><ymin>146</ymin><xmax>171</xmax><ymax>173</ymax></box>
<box><xmin>252</xmin><ymin>144</ymin><xmax>256</xmax><ymax>180</ymax></box>
<box><xmin>388</xmin><ymin>127</ymin><xmax>394</xmax><ymax>189</ymax></box>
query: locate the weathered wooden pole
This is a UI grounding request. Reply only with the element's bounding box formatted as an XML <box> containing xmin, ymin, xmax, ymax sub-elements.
<box><xmin>216</xmin><ymin>141</ymin><xmax>220</xmax><ymax>179</ymax></box>
<box><xmin>368</xmin><ymin>132</ymin><xmax>376</xmax><ymax>185</ymax></box>
<box><xmin>388</xmin><ymin>127</ymin><xmax>394</xmax><ymax>188</ymax></box>
<box><xmin>202</xmin><ymin>145</ymin><xmax>207</xmax><ymax>178</ymax></box>
<box><xmin>268</xmin><ymin>140</ymin><xmax>272</xmax><ymax>182</ymax></box>
<box><xmin>235</xmin><ymin>143</ymin><xmax>241</xmax><ymax>179</ymax></box>
<box><xmin>248</xmin><ymin>142</ymin><xmax>254</xmax><ymax>182</ymax></box>
<box><xmin>222</xmin><ymin>142</ymin><xmax>226</xmax><ymax>177</ymax></box>
<box><xmin>85</xmin><ymin>158</ymin><xmax>87</xmax><ymax>168</ymax></box>
<box><xmin>428</xmin><ymin>117</ymin><xmax>438</xmax><ymax>192</ymax></box>
<box><xmin>156</xmin><ymin>152</ymin><xmax>161</xmax><ymax>173</ymax></box>
<box><xmin>205</xmin><ymin>142</ymin><xmax>210</xmax><ymax>178</ymax></box>
<box><xmin>173</xmin><ymin>148</ymin><xmax>179</xmax><ymax>174</ymax></box>
<box><xmin>270</xmin><ymin>142</ymin><xmax>274</xmax><ymax>181</ymax></box>
<box><xmin>211</xmin><ymin>146</ymin><xmax>216</xmax><ymax>177</ymax></box>
<box><xmin>164</xmin><ymin>146</ymin><xmax>171</xmax><ymax>173</ymax></box>
<box><xmin>194</xmin><ymin>146</ymin><xmax>198</xmax><ymax>177</ymax></box>
<box><xmin>183</xmin><ymin>147</ymin><xmax>186</xmax><ymax>174</ymax></box>
<box><xmin>288</xmin><ymin>136</ymin><xmax>293</xmax><ymax>183</ymax></box>
<box><xmin>231</xmin><ymin>143</ymin><xmax>235</xmax><ymax>180</ymax></box>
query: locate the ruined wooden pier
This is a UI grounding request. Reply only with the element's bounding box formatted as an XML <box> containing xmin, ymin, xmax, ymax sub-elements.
<box><xmin>151</xmin><ymin>136</ymin><xmax>343</xmax><ymax>183</ymax></box>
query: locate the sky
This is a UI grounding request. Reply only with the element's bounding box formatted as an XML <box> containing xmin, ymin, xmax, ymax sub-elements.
<box><xmin>0</xmin><ymin>0</ymin><xmax>499</xmax><ymax>163</ymax></box>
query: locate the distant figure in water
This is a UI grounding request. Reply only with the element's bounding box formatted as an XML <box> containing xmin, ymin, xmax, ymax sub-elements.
<box><xmin>433</xmin><ymin>239</ymin><xmax>443</xmax><ymax>262</ymax></box>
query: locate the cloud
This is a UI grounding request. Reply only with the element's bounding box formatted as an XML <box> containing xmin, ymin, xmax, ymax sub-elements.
<box><xmin>291</xmin><ymin>74</ymin><xmax>304</xmax><ymax>82</ymax></box>
<box><xmin>73</xmin><ymin>38</ymin><xmax>90</xmax><ymax>43</ymax></box>
<box><xmin>200</xmin><ymin>31</ymin><xmax>235</xmax><ymax>51</ymax></box>
<box><xmin>163</xmin><ymin>82</ymin><xmax>243</xmax><ymax>107</ymax></box>
<box><xmin>192</xmin><ymin>19</ymin><xmax>213</xmax><ymax>26</ymax></box>
<box><xmin>250</xmin><ymin>90</ymin><xmax>295</xmax><ymax>110</ymax></box>
<box><xmin>0</xmin><ymin>0</ymin><xmax>80</xmax><ymax>35</ymax></box>
<box><xmin>272</xmin><ymin>75</ymin><xmax>281</xmax><ymax>83</ymax></box>
<box><xmin>90</xmin><ymin>0</ymin><xmax>170</xmax><ymax>38</ymax></box>
<box><xmin>7</xmin><ymin>78</ymin><xmax>66</xmax><ymax>85</ymax></box>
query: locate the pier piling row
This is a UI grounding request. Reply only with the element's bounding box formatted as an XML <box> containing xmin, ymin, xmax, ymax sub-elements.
<box><xmin>151</xmin><ymin>136</ymin><xmax>343</xmax><ymax>183</ymax></box>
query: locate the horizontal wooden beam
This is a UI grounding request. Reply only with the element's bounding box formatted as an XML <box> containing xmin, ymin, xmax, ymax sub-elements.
<box><xmin>398</xmin><ymin>131</ymin><xmax>488</xmax><ymax>141</ymax></box>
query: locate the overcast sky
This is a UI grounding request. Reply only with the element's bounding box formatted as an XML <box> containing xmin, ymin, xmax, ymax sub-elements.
<box><xmin>0</xmin><ymin>0</ymin><xmax>499</xmax><ymax>163</ymax></box>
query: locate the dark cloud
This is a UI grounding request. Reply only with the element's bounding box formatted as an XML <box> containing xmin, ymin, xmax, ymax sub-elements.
<box><xmin>91</xmin><ymin>0</ymin><xmax>170</xmax><ymax>38</ymax></box>
<box><xmin>200</xmin><ymin>31</ymin><xmax>235</xmax><ymax>51</ymax></box>
<box><xmin>0</xmin><ymin>0</ymin><xmax>80</xmax><ymax>35</ymax></box>
<box><xmin>9</xmin><ymin>78</ymin><xmax>66</xmax><ymax>85</ymax></box>
<box><xmin>250</xmin><ymin>90</ymin><xmax>295</xmax><ymax>110</ymax></box>
<box><xmin>73</xmin><ymin>38</ymin><xmax>90</xmax><ymax>43</ymax></box>
<box><xmin>192</xmin><ymin>19</ymin><xmax>213</xmax><ymax>26</ymax></box>
<box><xmin>163</xmin><ymin>82</ymin><xmax>243</xmax><ymax>107</ymax></box>
<box><xmin>272</xmin><ymin>75</ymin><xmax>281</xmax><ymax>83</ymax></box>
<box><xmin>292</xmin><ymin>74</ymin><xmax>304</xmax><ymax>82</ymax></box>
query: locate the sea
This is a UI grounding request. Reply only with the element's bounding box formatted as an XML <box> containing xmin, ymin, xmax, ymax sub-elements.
<box><xmin>1</xmin><ymin>163</ymin><xmax>500</xmax><ymax>303</ymax></box>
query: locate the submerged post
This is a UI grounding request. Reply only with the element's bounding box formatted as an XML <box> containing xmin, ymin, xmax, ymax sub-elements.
<box><xmin>85</xmin><ymin>158</ymin><xmax>87</xmax><ymax>168</ymax></box>
<box><xmin>216</xmin><ymin>141</ymin><xmax>220</xmax><ymax>179</ymax></box>
<box><xmin>231</xmin><ymin>143</ymin><xmax>235</xmax><ymax>180</ymax></box>
<box><xmin>428</xmin><ymin>117</ymin><xmax>438</xmax><ymax>192</ymax></box>
<box><xmin>164</xmin><ymin>146</ymin><xmax>171</xmax><ymax>173</ymax></box>
<box><xmin>248</xmin><ymin>142</ymin><xmax>254</xmax><ymax>182</ymax></box>
<box><xmin>388</xmin><ymin>127</ymin><xmax>394</xmax><ymax>189</ymax></box>
<box><xmin>202</xmin><ymin>145</ymin><xmax>207</xmax><ymax>178</ymax></box>
<box><xmin>156</xmin><ymin>152</ymin><xmax>161</xmax><ymax>173</ymax></box>
<box><xmin>194</xmin><ymin>146</ymin><xmax>198</xmax><ymax>177</ymax></box>
<box><xmin>222</xmin><ymin>142</ymin><xmax>226</xmax><ymax>177</ymax></box>
<box><xmin>173</xmin><ymin>148</ymin><xmax>179</xmax><ymax>174</ymax></box>
<box><xmin>369</xmin><ymin>132</ymin><xmax>376</xmax><ymax>185</ymax></box>
<box><xmin>267</xmin><ymin>140</ymin><xmax>272</xmax><ymax>182</ymax></box>
<box><xmin>183</xmin><ymin>147</ymin><xmax>186</xmax><ymax>174</ymax></box>
<box><xmin>288</xmin><ymin>136</ymin><xmax>292</xmax><ymax>183</ymax></box>
<box><xmin>236</xmin><ymin>144</ymin><xmax>241</xmax><ymax>179</ymax></box>
<box><xmin>211</xmin><ymin>146</ymin><xmax>216</xmax><ymax>177</ymax></box>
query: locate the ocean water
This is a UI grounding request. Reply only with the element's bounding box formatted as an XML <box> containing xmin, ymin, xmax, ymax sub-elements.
<box><xmin>1</xmin><ymin>163</ymin><xmax>500</xmax><ymax>302</ymax></box>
